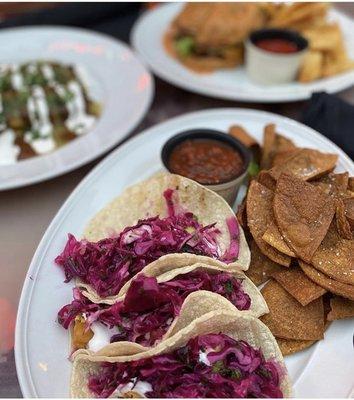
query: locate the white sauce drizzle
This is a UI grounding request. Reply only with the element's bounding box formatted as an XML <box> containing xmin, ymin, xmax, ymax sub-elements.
<box><xmin>10</xmin><ymin>64</ymin><xmax>24</xmax><ymax>91</ymax></box>
<box><xmin>65</xmin><ymin>81</ymin><xmax>96</xmax><ymax>135</ymax></box>
<box><xmin>87</xmin><ymin>323</ymin><xmax>119</xmax><ymax>353</ymax></box>
<box><xmin>41</xmin><ymin>64</ymin><xmax>55</xmax><ymax>82</ymax></box>
<box><xmin>198</xmin><ymin>350</ymin><xmax>211</xmax><ymax>366</ymax></box>
<box><xmin>0</xmin><ymin>129</ymin><xmax>20</xmax><ymax>165</ymax></box>
<box><xmin>112</xmin><ymin>378</ymin><xmax>153</xmax><ymax>397</ymax></box>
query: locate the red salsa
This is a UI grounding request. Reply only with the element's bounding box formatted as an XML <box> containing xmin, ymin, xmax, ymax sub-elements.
<box><xmin>168</xmin><ymin>139</ymin><xmax>244</xmax><ymax>185</ymax></box>
<box><xmin>256</xmin><ymin>38</ymin><xmax>298</xmax><ymax>54</ymax></box>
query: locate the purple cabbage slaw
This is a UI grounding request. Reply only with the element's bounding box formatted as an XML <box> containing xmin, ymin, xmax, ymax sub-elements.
<box><xmin>88</xmin><ymin>333</ymin><xmax>284</xmax><ymax>398</ymax></box>
<box><xmin>55</xmin><ymin>189</ymin><xmax>240</xmax><ymax>298</ymax></box>
<box><xmin>58</xmin><ymin>271</ymin><xmax>251</xmax><ymax>347</ymax></box>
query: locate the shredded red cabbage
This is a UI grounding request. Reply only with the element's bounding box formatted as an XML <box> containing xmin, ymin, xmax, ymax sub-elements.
<box><xmin>58</xmin><ymin>271</ymin><xmax>250</xmax><ymax>347</ymax></box>
<box><xmin>55</xmin><ymin>189</ymin><xmax>240</xmax><ymax>298</ymax></box>
<box><xmin>88</xmin><ymin>333</ymin><xmax>284</xmax><ymax>398</ymax></box>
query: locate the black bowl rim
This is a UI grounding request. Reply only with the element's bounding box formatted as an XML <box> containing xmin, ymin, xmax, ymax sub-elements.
<box><xmin>161</xmin><ymin>128</ymin><xmax>251</xmax><ymax>185</ymax></box>
<box><xmin>249</xmin><ymin>28</ymin><xmax>309</xmax><ymax>53</ymax></box>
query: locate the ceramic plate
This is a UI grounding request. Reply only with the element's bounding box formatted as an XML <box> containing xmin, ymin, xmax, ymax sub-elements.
<box><xmin>0</xmin><ymin>26</ymin><xmax>153</xmax><ymax>190</ymax></box>
<box><xmin>131</xmin><ymin>3</ymin><xmax>354</xmax><ymax>103</ymax></box>
<box><xmin>16</xmin><ymin>109</ymin><xmax>354</xmax><ymax>398</ymax></box>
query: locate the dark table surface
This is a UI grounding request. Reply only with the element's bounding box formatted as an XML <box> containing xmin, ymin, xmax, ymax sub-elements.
<box><xmin>1</xmin><ymin>3</ymin><xmax>354</xmax><ymax>398</ymax></box>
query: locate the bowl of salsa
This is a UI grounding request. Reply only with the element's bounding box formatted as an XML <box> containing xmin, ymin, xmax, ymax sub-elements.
<box><xmin>161</xmin><ymin>129</ymin><xmax>251</xmax><ymax>204</ymax></box>
<box><xmin>245</xmin><ymin>28</ymin><xmax>308</xmax><ymax>85</ymax></box>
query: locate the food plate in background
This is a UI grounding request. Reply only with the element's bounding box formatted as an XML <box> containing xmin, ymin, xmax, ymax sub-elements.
<box><xmin>15</xmin><ymin>108</ymin><xmax>354</xmax><ymax>398</ymax></box>
<box><xmin>0</xmin><ymin>26</ymin><xmax>153</xmax><ymax>190</ymax></box>
<box><xmin>131</xmin><ymin>3</ymin><xmax>354</xmax><ymax>103</ymax></box>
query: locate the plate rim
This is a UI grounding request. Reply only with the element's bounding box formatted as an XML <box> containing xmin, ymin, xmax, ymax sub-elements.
<box><xmin>131</xmin><ymin>3</ymin><xmax>354</xmax><ymax>103</ymax></box>
<box><xmin>15</xmin><ymin>107</ymin><xmax>354</xmax><ymax>397</ymax></box>
<box><xmin>0</xmin><ymin>24</ymin><xmax>154</xmax><ymax>191</ymax></box>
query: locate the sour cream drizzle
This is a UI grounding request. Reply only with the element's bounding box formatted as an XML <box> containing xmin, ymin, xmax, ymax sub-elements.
<box><xmin>87</xmin><ymin>323</ymin><xmax>119</xmax><ymax>353</ymax></box>
<box><xmin>0</xmin><ymin>129</ymin><xmax>20</xmax><ymax>165</ymax></box>
<box><xmin>112</xmin><ymin>378</ymin><xmax>153</xmax><ymax>397</ymax></box>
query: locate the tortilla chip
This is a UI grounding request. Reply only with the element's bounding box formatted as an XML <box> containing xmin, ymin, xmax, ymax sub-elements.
<box><xmin>348</xmin><ymin>177</ymin><xmax>354</xmax><ymax>192</ymax></box>
<box><xmin>310</xmin><ymin>222</ymin><xmax>354</xmax><ymax>285</ymax></box>
<box><xmin>298</xmin><ymin>51</ymin><xmax>323</xmax><ymax>82</ymax></box>
<box><xmin>299</xmin><ymin>261</ymin><xmax>354</xmax><ymax>301</ymax></box>
<box><xmin>260</xmin><ymin>280</ymin><xmax>324</xmax><ymax>341</ymax></box>
<box><xmin>262</xmin><ymin>223</ymin><xmax>296</xmax><ymax>257</ymax></box>
<box><xmin>327</xmin><ymin>296</ymin><xmax>354</xmax><ymax>321</ymax></box>
<box><xmin>245</xmin><ymin>240</ymin><xmax>283</xmax><ymax>286</ymax></box>
<box><xmin>303</xmin><ymin>23</ymin><xmax>342</xmax><ymax>52</ymax></box>
<box><xmin>246</xmin><ymin>180</ymin><xmax>291</xmax><ymax>266</ymax></box>
<box><xmin>260</xmin><ymin>124</ymin><xmax>296</xmax><ymax>170</ymax></box>
<box><xmin>343</xmin><ymin>197</ymin><xmax>354</xmax><ymax>230</ymax></box>
<box><xmin>271</xmin><ymin>150</ymin><xmax>298</xmax><ymax>167</ymax></box>
<box><xmin>273</xmin><ymin>173</ymin><xmax>335</xmax><ymax>263</ymax></box>
<box><xmin>335</xmin><ymin>198</ymin><xmax>352</xmax><ymax>240</ymax></box>
<box><xmin>271</xmin><ymin>267</ymin><xmax>326</xmax><ymax>306</ymax></box>
<box><xmin>269</xmin><ymin>149</ymin><xmax>338</xmax><ymax>181</ymax></box>
<box><xmin>257</xmin><ymin>170</ymin><xmax>276</xmax><ymax>191</ymax></box>
<box><xmin>236</xmin><ymin>198</ymin><xmax>247</xmax><ymax>229</ymax></box>
<box><xmin>276</xmin><ymin>337</ymin><xmax>316</xmax><ymax>356</ymax></box>
<box><xmin>229</xmin><ymin>125</ymin><xmax>260</xmax><ymax>162</ymax></box>
<box><xmin>312</xmin><ymin>172</ymin><xmax>349</xmax><ymax>198</ymax></box>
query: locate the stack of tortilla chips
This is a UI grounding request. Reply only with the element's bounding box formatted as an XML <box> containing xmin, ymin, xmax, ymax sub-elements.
<box><xmin>230</xmin><ymin>123</ymin><xmax>354</xmax><ymax>356</ymax></box>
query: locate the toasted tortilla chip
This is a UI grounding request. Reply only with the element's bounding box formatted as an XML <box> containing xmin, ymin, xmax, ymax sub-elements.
<box><xmin>269</xmin><ymin>149</ymin><xmax>338</xmax><ymax>181</ymax></box>
<box><xmin>70</xmin><ymin>310</ymin><xmax>292</xmax><ymax>398</ymax></box>
<box><xmin>229</xmin><ymin>125</ymin><xmax>261</xmax><ymax>162</ymax></box>
<box><xmin>260</xmin><ymin>124</ymin><xmax>296</xmax><ymax>170</ymax></box>
<box><xmin>299</xmin><ymin>261</ymin><xmax>354</xmax><ymax>301</ymax></box>
<box><xmin>245</xmin><ymin>240</ymin><xmax>283</xmax><ymax>286</ymax></box>
<box><xmin>310</xmin><ymin>222</ymin><xmax>354</xmax><ymax>285</ymax></box>
<box><xmin>246</xmin><ymin>180</ymin><xmax>291</xmax><ymax>266</ymax></box>
<box><xmin>274</xmin><ymin>173</ymin><xmax>335</xmax><ymax>263</ymax></box>
<box><xmin>262</xmin><ymin>223</ymin><xmax>295</xmax><ymax>257</ymax></box>
<box><xmin>272</xmin><ymin>150</ymin><xmax>298</xmax><ymax>167</ymax></box>
<box><xmin>257</xmin><ymin>170</ymin><xmax>276</xmax><ymax>191</ymax></box>
<box><xmin>343</xmin><ymin>197</ymin><xmax>354</xmax><ymax>230</ymax></box>
<box><xmin>312</xmin><ymin>172</ymin><xmax>349</xmax><ymax>198</ymax></box>
<box><xmin>348</xmin><ymin>177</ymin><xmax>354</xmax><ymax>192</ymax></box>
<box><xmin>335</xmin><ymin>198</ymin><xmax>353</xmax><ymax>240</ymax></box>
<box><xmin>327</xmin><ymin>296</ymin><xmax>354</xmax><ymax>321</ymax></box>
<box><xmin>271</xmin><ymin>267</ymin><xmax>326</xmax><ymax>306</ymax></box>
<box><xmin>276</xmin><ymin>337</ymin><xmax>316</xmax><ymax>356</ymax></box>
<box><xmin>260</xmin><ymin>280</ymin><xmax>324</xmax><ymax>341</ymax></box>
<box><xmin>303</xmin><ymin>23</ymin><xmax>342</xmax><ymax>52</ymax></box>
<box><xmin>236</xmin><ymin>198</ymin><xmax>247</xmax><ymax>229</ymax></box>
<box><xmin>298</xmin><ymin>51</ymin><xmax>323</xmax><ymax>83</ymax></box>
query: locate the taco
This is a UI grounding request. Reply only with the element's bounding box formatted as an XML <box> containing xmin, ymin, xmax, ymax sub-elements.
<box><xmin>70</xmin><ymin>310</ymin><xmax>291</xmax><ymax>398</ymax></box>
<box><xmin>55</xmin><ymin>173</ymin><xmax>250</xmax><ymax>301</ymax></box>
<box><xmin>59</xmin><ymin>261</ymin><xmax>268</xmax><ymax>354</ymax></box>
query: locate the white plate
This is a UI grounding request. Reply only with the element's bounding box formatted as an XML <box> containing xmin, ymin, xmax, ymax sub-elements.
<box><xmin>0</xmin><ymin>26</ymin><xmax>153</xmax><ymax>190</ymax></box>
<box><xmin>131</xmin><ymin>3</ymin><xmax>354</xmax><ymax>103</ymax></box>
<box><xmin>16</xmin><ymin>109</ymin><xmax>354</xmax><ymax>398</ymax></box>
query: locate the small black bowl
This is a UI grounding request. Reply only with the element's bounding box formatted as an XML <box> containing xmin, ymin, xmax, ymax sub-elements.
<box><xmin>161</xmin><ymin>129</ymin><xmax>251</xmax><ymax>204</ymax></box>
<box><xmin>249</xmin><ymin>28</ymin><xmax>308</xmax><ymax>53</ymax></box>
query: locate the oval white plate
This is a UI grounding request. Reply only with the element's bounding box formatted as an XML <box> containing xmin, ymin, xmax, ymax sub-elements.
<box><xmin>131</xmin><ymin>3</ymin><xmax>354</xmax><ymax>103</ymax></box>
<box><xmin>0</xmin><ymin>26</ymin><xmax>153</xmax><ymax>190</ymax></box>
<box><xmin>16</xmin><ymin>109</ymin><xmax>354</xmax><ymax>398</ymax></box>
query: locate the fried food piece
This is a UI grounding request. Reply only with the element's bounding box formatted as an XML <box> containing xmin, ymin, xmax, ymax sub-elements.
<box><xmin>312</xmin><ymin>172</ymin><xmax>349</xmax><ymax>198</ymax></box>
<box><xmin>257</xmin><ymin>170</ymin><xmax>276</xmax><ymax>191</ymax></box>
<box><xmin>276</xmin><ymin>337</ymin><xmax>317</xmax><ymax>356</ymax></box>
<box><xmin>271</xmin><ymin>266</ymin><xmax>326</xmax><ymax>306</ymax></box>
<box><xmin>172</xmin><ymin>3</ymin><xmax>214</xmax><ymax>36</ymax></box>
<box><xmin>262</xmin><ymin>223</ymin><xmax>295</xmax><ymax>258</ymax></box>
<box><xmin>322</xmin><ymin>42</ymin><xmax>354</xmax><ymax>78</ymax></box>
<box><xmin>245</xmin><ymin>240</ymin><xmax>283</xmax><ymax>286</ymax></box>
<box><xmin>299</xmin><ymin>261</ymin><xmax>354</xmax><ymax>301</ymax></box>
<box><xmin>274</xmin><ymin>173</ymin><xmax>336</xmax><ymax>263</ymax></box>
<box><xmin>298</xmin><ymin>51</ymin><xmax>323</xmax><ymax>83</ymax></box>
<box><xmin>303</xmin><ymin>23</ymin><xmax>342</xmax><ymax>52</ymax></box>
<box><xmin>343</xmin><ymin>197</ymin><xmax>354</xmax><ymax>230</ymax></box>
<box><xmin>260</xmin><ymin>280</ymin><xmax>325</xmax><ymax>341</ymax></box>
<box><xmin>327</xmin><ymin>296</ymin><xmax>354</xmax><ymax>321</ymax></box>
<box><xmin>268</xmin><ymin>148</ymin><xmax>338</xmax><ymax>181</ymax></box>
<box><xmin>229</xmin><ymin>125</ymin><xmax>261</xmax><ymax>162</ymax></box>
<box><xmin>260</xmin><ymin>124</ymin><xmax>296</xmax><ymax>170</ymax></box>
<box><xmin>310</xmin><ymin>222</ymin><xmax>354</xmax><ymax>285</ymax></box>
<box><xmin>246</xmin><ymin>180</ymin><xmax>291</xmax><ymax>266</ymax></box>
<box><xmin>335</xmin><ymin>198</ymin><xmax>353</xmax><ymax>240</ymax></box>
<box><xmin>72</xmin><ymin>316</ymin><xmax>94</xmax><ymax>351</ymax></box>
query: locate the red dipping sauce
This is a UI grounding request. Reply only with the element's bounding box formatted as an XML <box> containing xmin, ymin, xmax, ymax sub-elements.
<box><xmin>256</xmin><ymin>38</ymin><xmax>299</xmax><ymax>54</ymax></box>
